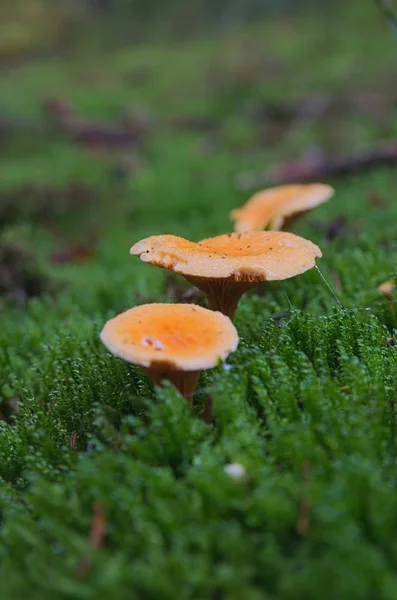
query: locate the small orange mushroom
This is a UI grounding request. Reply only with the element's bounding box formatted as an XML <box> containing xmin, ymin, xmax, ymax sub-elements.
<box><xmin>378</xmin><ymin>280</ymin><xmax>395</xmax><ymax>301</ymax></box>
<box><xmin>230</xmin><ymin>183</ymin><xmax>334</xmax><ymax>232</ymax></box>
<box><xmin>100</xmin><ymin>303</ymin><xmax>238</xmax><ymax>402</ymax></box>
<box><xmin>130</xmin><ymin>231</ymin><xmax>322</xmax><ymax>320</ymax></box>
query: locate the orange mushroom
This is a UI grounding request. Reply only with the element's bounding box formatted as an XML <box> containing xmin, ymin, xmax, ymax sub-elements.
<box><xmin>230</xmin><ymin>183</ymin><xmax>334</xmax><ymax>232</ymax></box>
<box><xmin>378</xmin><ymin>280</ymin><xmax>395</xmax><ymax>301</ymax></box>
<box><xmin>130</xmin><ymin>231</ymin><xmax>322</xmax><ymax>320</ymax></box>
<box><xmin>100</xmin><ymin>303</ymin><xmax>238</xmax><ymax>402</ymax></box>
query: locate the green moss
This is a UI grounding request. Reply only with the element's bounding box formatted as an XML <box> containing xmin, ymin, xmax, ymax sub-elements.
<box><xmin>1</xmin><ymin>3</ymin><xmax>397</xmax><ymax>597</ymax></box>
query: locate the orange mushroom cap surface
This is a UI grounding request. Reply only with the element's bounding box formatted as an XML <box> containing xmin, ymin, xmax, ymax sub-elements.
<box><xmin>378</xmin><ymin>280</ymin><xmax>395</xmax><ymax>298</ymax></box>
<box><xmin>130</xmin><ymin>231</ymin><xmax>322</xmax><ymax>282</ymax></box>
<box><xmin>230</xmin><ymin>183</ymin><xmax>334</xmax><ymax>232</ymax></box>
<box><xmin>100</xmin><ymin>303</ymin><xmax>238</xmax><ymax>371</ymax></box>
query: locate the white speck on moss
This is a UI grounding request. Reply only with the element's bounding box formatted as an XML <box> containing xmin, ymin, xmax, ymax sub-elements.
<box><xmin>224</xmin><ymin>463</ymin><xmax>246</xmax><ymax>480</ymax></box>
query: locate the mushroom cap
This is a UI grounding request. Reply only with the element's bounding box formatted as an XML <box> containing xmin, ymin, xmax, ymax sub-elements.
<box><xmin>130</xmin><ymin>231</ymin><xmax>322</xmax><ymax>281</ymax></box>
<box><xmin>378</xmin><ymin>280</ymin><xmax>395</xmax><ymax>297</ymax></box>
<box><xmin>230</xmin><ymin>183</ymin><xmax>334</xmax><ymax>231</ymax></box>
<box><xmin>100</xmin><ymin>303</ymin><xmax>238</xmax><ymax>371</ymax></box>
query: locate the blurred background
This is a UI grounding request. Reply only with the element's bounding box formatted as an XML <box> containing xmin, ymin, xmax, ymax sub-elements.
<box><xmin>0</xmin><ymin>0</ymin><xmax>351</xmax><ymax>56</ymax></box>
<box><xmin>0</xmin><ymin>0</ymin><xmax>396</xmax><ymax>303</ymax></box>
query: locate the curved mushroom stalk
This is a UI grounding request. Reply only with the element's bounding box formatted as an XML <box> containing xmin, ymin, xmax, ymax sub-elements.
<box><xmin>143</xmin><ymin>367</ymin><xmax>201</xmax><ymax>404</ymax></box>
<box><xmin>185</xmin><ymin>275</ymin><xmax>258</xmax><ymax>321</ymax></box>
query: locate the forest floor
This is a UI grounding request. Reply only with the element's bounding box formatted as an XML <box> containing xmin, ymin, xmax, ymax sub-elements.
<box><xmin>2</xmin><ymin>3</ymin><xmax>397</xmax><ymax>598</ymax></box>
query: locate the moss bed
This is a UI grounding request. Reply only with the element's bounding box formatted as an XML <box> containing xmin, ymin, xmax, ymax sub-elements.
<box><xmin>1</xmin><ymin>4</ymin><xmax>397</xmax><ymax>598</ymax></box>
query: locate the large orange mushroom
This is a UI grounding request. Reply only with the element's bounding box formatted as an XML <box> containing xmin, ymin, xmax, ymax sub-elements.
<box><xmin>130</xmin><ymin>231</ymin><xmax>322</xmax><ymax>320</ymax></box>
<box><xmin>230</xmin><ymin>183</ymin><xmax>334</xmax><ymax>232</ymax></box>
<box><xmin>100</xmin><ymin>303</ymin><xmax>238</xmax><ymax>402</ymax></box>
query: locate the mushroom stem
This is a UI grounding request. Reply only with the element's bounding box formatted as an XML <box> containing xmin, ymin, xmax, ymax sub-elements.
<box><xmin>203</xmin><ymin>395</ymin><xmax>213</xmax><ymax>423</ymax></box>
<box><xmin>281</xmin><ymin>210</ymin><xmax>306</xmax><ymax>231</ymax></box>
<box><xmin>143</xmin><ymin>367</ymin><xmax>201</xmax><ymax>404</ymax></box>
<box><xmin>185</xmin><ymin>276</ymin><xmax>258</xmax><ymax>321</ymax></box>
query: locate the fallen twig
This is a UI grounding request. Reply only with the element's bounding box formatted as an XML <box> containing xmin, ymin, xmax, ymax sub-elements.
<box><xmin>69</xmin><ymin>431</ymin><xmax>78</xmax><ymax>453</ymax></box>
<box><xmin>236</xmin><ymin>141</ymin><xmax>397</xmax><ymax>189</ymax></box>
<box><xmin>297</xmin><ymin>460</ymin><xmax>311</xmax><ymax>536</ymax></box>
<box><xmin>203</xmin><ymin>394</ymin><xmax>214</xmax><ymax>424</ymax></box>
<box><xmin>51</xmin><ymin>244</ymin><xmax>95</xmax><ymax>265</ymax></box>
<box><xmin>43</xmin><ymin>97</ymin><xmax>147</xmax><ymax>152</ymax></box>
<box><xmin>77</xmin><ymin>501</ymin><xmax>106</xmax><ymax>579</ymax></box>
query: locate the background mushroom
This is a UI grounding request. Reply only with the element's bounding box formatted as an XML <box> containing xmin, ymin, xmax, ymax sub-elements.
<box><xmin>130</xmin><ymin>232</ymin><xmax>322</xmax><ymax>319</ymax></box>
<box><xmin>230</xmin><ymin>183</ymin><xmax>334</xmax><ymax>232</ymax></box>
<box><xmin>100</xmin><ymin>303</ymin><xmax>238</xmax><ymax>402</ymax></box>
